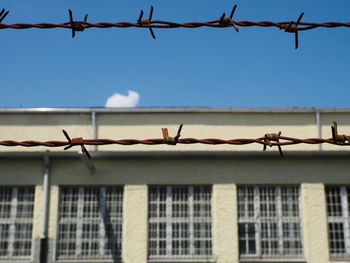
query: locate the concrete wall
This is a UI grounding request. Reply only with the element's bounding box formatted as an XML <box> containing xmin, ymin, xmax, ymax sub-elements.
<box><xmin>0</xmin><ymin>113</ymin><xmax>91</xmax><ymax>152</ymax></box>
<box><xmin>0</xmin><ymin>155</ymin><xmax>349</xmax><ymax>263</ymax></box>
<box><xmin>0</xmin><ymin>109</ymin><xmax>349</xmax><ymax>262</ymax></box>
<box><xmin>1</xmin><ymin>109</ymin><xmax>349</xmax><ymax>153</ymax></box>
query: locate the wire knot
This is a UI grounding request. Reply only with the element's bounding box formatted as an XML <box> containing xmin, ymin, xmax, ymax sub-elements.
<box><xmin>62</xmin><ymin>130</ymin><xmax>91</xmax><ymax>158</ymax></box>
<box><xmin>284</xmin><ymin>24</ymin><xmax>298</xmax><ymax>33</ymax></box>
<box><xmin>140</xmin><ymin>19</ymin><xmax>151</xmax><ymax>24</ymax></box>
<box><xmin>263</xmin><ymin>131</ymin><xmax>283</xmax><ymax>156</ymax></box>
<box><xmin>71</xmin><ymin>22</ymin><xmax>86</xmax><ymax>32</ymax></box>
<box><xmin>264</xmin><ymin>133</ymin><xmax>280</xmax><ymax>142</ymax></box>
<box><xmin>219</xmin><ymin>5</ymin><xmax>239</xmax><ymax>32</ymax></box>
<box><xmin>331</xmin><ymin>122</ymin><xmax>350</xmax><ymax>144</ymax></box>
<box><xmin>161</xmin><ymin>124</ymin><xmax>183</xmax><ymax>145</ymax></box>
<box><xmin>68</xmin><ymin>9</ymin><xmax>88</xmax><ymax>38</ymax></box>
<box><xmin>219</xmin><ymin>17</ymin><xmax>232</xmax><ymax>26</ymax></box>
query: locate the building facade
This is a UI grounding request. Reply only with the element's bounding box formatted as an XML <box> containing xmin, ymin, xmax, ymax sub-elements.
<box><xmin>0</xmin><ymin>108</ymin><xmax>349</xmax><ymax>263</ymax></box>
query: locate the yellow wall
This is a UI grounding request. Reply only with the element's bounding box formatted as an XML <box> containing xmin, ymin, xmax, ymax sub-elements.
<box><xmin>0</xmin><ymin>156</ymin><xmax>348</xmax><ymax>263</ymax></box>
<box><xmin>213</xmin><ymin>184</ymin><xmax>238</xmax><ymax>263</ymax></box>
<box><xmin>97</xmin><ymin>112</ymin><xmax>319</xmax><ymax>152</ymax></box>
<box><xmin>123</xmin><ymin>185</ymin><xmax>148</xmax><ymax>263</ymax></box>
<box><xmin>2</xmin><ymin>110</ymin><xmax>349</xmax><ymax>152</ymax></box>
<box><xmin>301</xmin><ymin>183</ymin><xmax>329</xmax><ymax>263</ymax></box>
<box><xmin>0</xmin><ymin>109</ymin><xmax>350</xmax><ymax>262</ymax></box>
<box><xmin>0</xmin><ymin>113</ymin><xmax>91</xmax><ymax>152</ymax></box>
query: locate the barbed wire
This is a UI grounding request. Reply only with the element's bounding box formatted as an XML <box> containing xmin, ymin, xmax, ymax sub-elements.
<box><xmin>1</xmin><ymin>6</ymin><xmax>350</xmax><ymax>48</ymax></box>
<box><xmin>0</xmin><ymin>122</ymin><xmax>349</xmax><ymax>158</ymax></box>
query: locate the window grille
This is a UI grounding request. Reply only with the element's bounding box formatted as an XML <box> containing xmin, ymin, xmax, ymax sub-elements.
<box><xmin>148</xmin><ymin>186</ymin><xmax>212</xmax><ymax>261</ymax></box>
<box><xmin>0</xmin><ymin>187</ymin><xmax>34</xmax><ymax>260</ymax></box>
<box><xmin>238</xmin><ymin>186</ymin><xmax>303</xmax><ymax>259</ymax></box>
<box><xmin>56</xmin><ymin>186</ymin><xmax>123</xmax><ymax>261</ymax></box>
<box><xmin>326</xmin><ymin>186</ymin><xmax>350</xmax><ymax>259</ymax></box>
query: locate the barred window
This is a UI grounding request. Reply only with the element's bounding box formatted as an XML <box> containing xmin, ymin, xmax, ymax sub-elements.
<box><xmin>238</xmin><ymin>186</ymin><xmax>303</xmax><ymax>259</ymax></box>
<box><xmin>326</xmin><ymin>186</ymin><xmax>350</xmax><ymax>259</ymax></box>
<box><xmin>0</xmin><ymin>187</ymin><xmax>34</xmax><ymax>260</ymax></box>
<box><xmin>56</xmin><ymin>186</ymin><xmax>123</xmax><ymax>261</ymax></box>
<box><xmin>148</xmin><ymin>186</ymin><xmax>212</xmax><ymax>260</ymax></box>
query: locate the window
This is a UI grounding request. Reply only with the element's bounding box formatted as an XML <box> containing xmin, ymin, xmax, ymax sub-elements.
<box><xmin>326</xmin><ymin>186</ymin><xmax>350</xmax><ymax>259</ymax></box>
<box><xmin>56</xmin><ymin>186</ymin><xmax>123</xmax><ymax>261</ymax></box>
<box><xmin>0</xmin><ymin>187</ymin><xmax>34</xmax><ymax>260</ymax></box>
<box><xmin>148</xmin><ymin>186</ymin><xmax>212</xmax><ymax>260</ymax></box>
<box><xmin>238</xmin><ymin>186</ymin><xmax>303</xmax><ymax>259</ymax></box>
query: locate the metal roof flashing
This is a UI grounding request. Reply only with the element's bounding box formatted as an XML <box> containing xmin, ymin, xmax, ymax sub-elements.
<box><xmin>0</xmin><ymin>107</ymin><xmax>350</xmax><ymax>114</ymax></box>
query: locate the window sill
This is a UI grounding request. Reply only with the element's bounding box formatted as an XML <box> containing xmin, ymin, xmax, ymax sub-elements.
<box><xmin>330</xmin><ymin>258</ymin><xmax>350</xmax><ymax>262</ymax></box>
<box><xmin>55</xmin><ymin>259</ymin><xmax>122</xmax><ymax>263</ymax></box>
<box><xmin>0</xmin><ymin>258</ymin><xmax>32</xmax><ymax>263</ymax></box>
<box><xmin>148</xmin><ymin>257</ymin><xmax>215</xmax><ymax>263</ymax></box>
<box><xmin>240</xmin><ymin>257</ymin><xmax>306</xmax><ymax>263</ymax></box>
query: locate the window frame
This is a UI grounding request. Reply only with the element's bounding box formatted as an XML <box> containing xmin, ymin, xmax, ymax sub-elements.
<box><xmin>54</xmin><ymin>186</ymin><xmax>123</xmax><ymax>262</ymax></box>
<box><xmin>237</xmin><ymin>185</ymin><xmax>304</xmax><ymax>261</ymax></box>
<box><xmin>326</xmin><ymin>186</ymin><xmax>350</xmax><ymax>260</ymax></box>
<box><xmin>0</xmin><ymin>186</ymin><xmax>35</xmax><ymax>262</ymax></box>
<box><xmin>148</xmin><ymin>185</ymin><xmax>213</xmax><ymax>262</ymax></box>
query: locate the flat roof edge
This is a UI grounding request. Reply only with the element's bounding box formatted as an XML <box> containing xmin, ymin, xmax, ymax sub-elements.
<box><xmin>0</xmin><ymin>107</ymin><xmax>350</xmax><ymax>114</ymax></box>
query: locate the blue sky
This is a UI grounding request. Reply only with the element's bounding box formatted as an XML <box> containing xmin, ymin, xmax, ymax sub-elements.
<box><xmin>1</xmin><ymin>0</ymin><xmax>350</xmax><ymax>108</ymax></box>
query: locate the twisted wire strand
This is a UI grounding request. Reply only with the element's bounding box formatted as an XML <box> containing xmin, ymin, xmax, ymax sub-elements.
<box><xmin>1</xmin><ymin>9</ymin><xmax>348</xmax><ymax>48</ymax></box>
<box><xmin>1</xmin><ymin>20</ymin><xmax>350</xmax><ymax>31</ymax></box>
<box><xmin>0</xmin><ymin>136</ymin><xmax>347</xmax><ymax>148</ymax></box>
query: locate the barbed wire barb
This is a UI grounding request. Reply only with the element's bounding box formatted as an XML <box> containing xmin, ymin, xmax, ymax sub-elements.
<box><xmin>62</xmin><ymin>130</ymin><xmax>91</xmax><ymax>158</ymax></box>
<box><xmin>283</xmin><ymin>12</ymin><xmax>304</xmax><ymax>49</ymax></box>
<box><xmin>162</xmin><ymin>124</ymin><xmax>183</xmax><ymax>145</ymax></box>
<box><xmin>331</xmin><ymin>121</ymin><xmax>350</xmax><ymax>144</ymax></box>
<box><xmin>0</xmin><ymin>8</ymin><xmax>9</xmax><ymax>23</ymax></box>
<box><xmin>263</xmin><ymin>131</ymin><xmax>283</xmax><ymax>156</ymax></box>
<box><xmin>138</xmin><ymin>6</ymin><xmax>156</xmax><ymax>39</ymax></box>
<box><xmin>219</xmin><ymin>4</ymin><xmax>239</xmax><ymax>32</ymax></box>
<box><xmin>68</xmin><ymin>9</ymin><xmax>88</xmax><ymax>38</ymax></box>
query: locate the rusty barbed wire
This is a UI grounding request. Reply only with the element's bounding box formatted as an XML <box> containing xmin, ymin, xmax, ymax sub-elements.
<box><xmin>0</xmin><ymin>6</ymin><xmax>350</xmax><ymax>48</ymax></box>
<box><xmin>0</xmin><ymin>122</ymin><xmax>349</xmax><ymax>158</ymax></box>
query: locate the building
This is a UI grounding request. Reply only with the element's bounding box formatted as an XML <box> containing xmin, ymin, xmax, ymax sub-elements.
<box><xmin>0</xmin><ymin>107</ymin><xmax>349</xmax><ymax>263</ymax></box>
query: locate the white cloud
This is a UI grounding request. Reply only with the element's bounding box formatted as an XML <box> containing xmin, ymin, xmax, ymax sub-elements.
<box><xmin>105</xmin><ymin>90</ymin><xmax>140</xmax><ymax>108</ymax></box>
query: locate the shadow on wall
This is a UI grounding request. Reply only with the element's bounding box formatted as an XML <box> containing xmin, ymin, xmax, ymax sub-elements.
<box><xmin>48</xmin><ymin>157</ymin><xmax>350</xmax><ymax>185</ymax></box>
